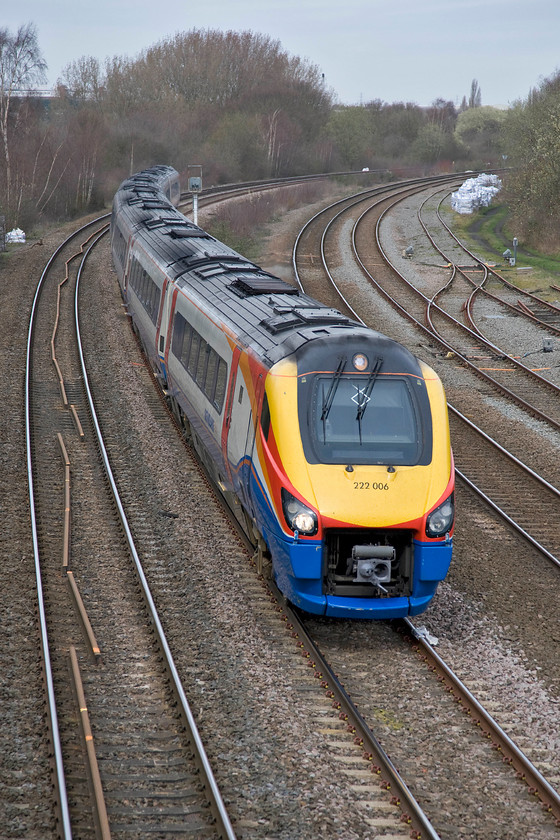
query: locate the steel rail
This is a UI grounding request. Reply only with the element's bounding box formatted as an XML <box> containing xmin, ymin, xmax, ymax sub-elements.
<box><xmin>369</xmin><ymin>195</ymin><xmax>560</xmax><ymax>402</ymax></box>
<box><xmin>292</xmin><ymin>183</ymin><xmax>411</xmax><ymax>295</ymax></box>
<box><xmin>416</xmin><ymin>187</ymin><xmax>492</xmax><ymax>335</ymax></box>
<box><xmin>432</xmin><ymin>192</ymin><xmax>560</xmax><ymax>323</ymax></box>
<box><xmin>267</xmin><ymin>581</ymin><xmax>441</xmax><ymax>840</ymax></box>
<box><xmin>449</xmin><ymin>404</ymin><xmax>560</xmax><ymax>499</ymax></box>
<box><xmin>292</xmin><ymin>173</ymin><xmax>463</xmax><ymax>291</ymax></box>
<box><xmin>74</xmin><ymin>229</ymin><xmax>237</xmax><ymax>840</ymax></box>
<box><xmin>417</xmin><ymin>189</ymin><xmax>560</xmax><ymax>337</ymax></box>
<box><xmin>404</xmin><ymin>618</ymin><xmax>560</xmax><ymax>822</ymax></box>
<box><xmin>180</xmin><ymin>170</ymin><xmax>395</xmax><ymax>221</ymax></box>
<box><xmin>25</xmin><ymin>219</ymin><xmax>108</xmax><ymax>839</ymax></box>
<box><xmin>455</xmin><ymin>467</ymin><xmax>560</xmax><ymax>569</ymax></box>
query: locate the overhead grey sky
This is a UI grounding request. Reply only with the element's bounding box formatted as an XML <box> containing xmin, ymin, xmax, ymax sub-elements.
<box><xmin>5</xmin><ymin>0</ymin><xmax>560</xmax><ymax>107</ymax></box>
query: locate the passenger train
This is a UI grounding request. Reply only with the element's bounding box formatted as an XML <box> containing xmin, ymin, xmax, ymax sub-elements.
<box><xmin>110</xmin><ymin>166</ymin><xmax>454</xmax><ymax>619</ymax></box>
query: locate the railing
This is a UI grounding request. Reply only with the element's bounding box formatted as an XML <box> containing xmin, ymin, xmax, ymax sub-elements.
<box><xmin>12</xmin><ymin>88</ymin><xmax>55</xmax><ymax>98</ymax></box>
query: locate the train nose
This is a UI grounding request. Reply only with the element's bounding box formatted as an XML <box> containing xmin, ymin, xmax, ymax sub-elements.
<box><xmin>350</xmin><ymin>544</ymin><xmax>395</xmax><ymax>584</ymax></box>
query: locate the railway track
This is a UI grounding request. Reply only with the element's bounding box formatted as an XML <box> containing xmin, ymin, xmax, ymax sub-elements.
<box><xmin>417</xmin><ymin>187</ymin><xmax>560</xmax><ymax>334</ymax></box>
<box><xmin>26</xmin><ymin>218</ymin><xmax>235</xmax><ymax>838</ymax></box>
<box><xmin>356</xmin><ymin>195</ymin><xmax>560</xmax><ymax>431</ymax></box>
<box><xmin>448</xmin><ymin>405</ymin><xmax>560</xmax><ymax>567</ymax></box>
<box><xmin>77</xmin><ymin>212</ymin><xmax>438</xmax><ymax>840</ymax></box>
<box><xmin>7</xmin><ymin>173</ymin><xmax>560</xmax><ymax>839</ymax></box>
<box><xmin>296</xmin><ymin>607</ymin><xmax>560</xmax><ymax>837</ymax></box>
<box><xmin>292</xmin><ymin>174</ymin><xmax>560</xmax><ymax>836</ymax></box>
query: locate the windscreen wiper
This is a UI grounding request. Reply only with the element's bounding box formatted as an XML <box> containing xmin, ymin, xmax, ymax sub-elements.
<box><xmin>356</xmin><ymin>356</ymin><xmax>383</xmax><ymax>444</ymax></box>
<box><xmin>320</xmin><ymin>357</ymin><xmax>347</xmax><ymax>442</ymax></box>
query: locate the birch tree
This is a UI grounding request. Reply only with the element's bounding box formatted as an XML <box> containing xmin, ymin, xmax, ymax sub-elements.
<box><xmin>0</xmin><ymin>23</ymin><xmax>47</xmax><ymax>210</ymax></box>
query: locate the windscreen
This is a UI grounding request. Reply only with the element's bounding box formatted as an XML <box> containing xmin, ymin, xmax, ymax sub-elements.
<box><xmin>309</xmin><ymin>374</ymin><xmax>423</xmax><ymax>465</ymax></box>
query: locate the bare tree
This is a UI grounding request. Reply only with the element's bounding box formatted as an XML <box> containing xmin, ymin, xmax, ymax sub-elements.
<box><xmin>58</xmin><ymin>55</ymin><xmax>104</xmax><ymax>103</ymax></box>
<box><xmin>0</xmin><ymin>23</ymin><xmax>47</xmax><ymax>209</ymax></box>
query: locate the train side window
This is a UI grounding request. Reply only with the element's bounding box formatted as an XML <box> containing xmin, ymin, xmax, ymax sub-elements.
<box><xmin>151</xmin><ymin>283</ymin><xmax>161</xmax><ymax>325</ymax></box>
<box><xmin>147</xmin><ymin>278</ymin><xmax>155</xmax><ymax>317</ymax></box>
<box><xmin>180</xmin><ymin>322</ymin><xmax>193</xmax><ymax>368</ymax></box>
<box><xmin>129</xmin><ymin>258</ymin><xmax>161</xmax><ymax>326</ymax></box>
<box><xmin>129</xmin><ymin>257</ymin><xmax>139</xmax><ymax>292</ymax></box>
<box><xmin>171</xmin><ymin>312</ymin><xmax>195</xmax><ymax>372</ymax></box>
<box><xmin>196</xmin><ymin>340</ymin><xmax>209</xmax><ymax>386</ymax></box>
<box><xmin>135</xmin><ymin>263</ymin><xmax>142</xmax><ymax>293</ymax></box>
<box><xmin>188</xmin><ymin>332</ymin><xmax>200</xmax><ymax>378</ymax></box>
<box><xmin>113</xmin><ymin>225</ymin><xmax>127</xmax><ymax>270</ymax></box>
<box><xmin>139</xmin><ymin>269</ymin><xmax>148</xmax><ymax>302</ymax></box>
<box><xmin>171</xmin><ymin>312</ymin><xmax>186</xmax><ymax>358</ymax></box>
<box><xmin>204</xmin><ymin>347</ymin><xmax>219</xmax><ymax>401</ymax></box>
<box><xmin>131</xmin><ymin>262</ymin><xmax>140</xmax><ymax>294</ymax></box>
<box><xmin>139</xmin><ymin>270</ymin><xmax>148</xmax><ymax>303</ymax></box>
<box><xmin>214</xmin><ymin>359</ymin><xmax>227</xmax><ymax>411</ymax></box>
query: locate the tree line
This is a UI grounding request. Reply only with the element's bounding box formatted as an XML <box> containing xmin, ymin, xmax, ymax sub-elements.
<box><xmin>0</xmin><ymin>23</ymin><xmax>558</xmax><ymax>253</ymax></box>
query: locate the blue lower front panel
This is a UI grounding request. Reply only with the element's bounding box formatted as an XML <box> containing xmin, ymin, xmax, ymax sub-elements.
<box><xmin>268</xmin><ymin>534</ymin><xmax>326</xmax><ymax>614</ymax></box>
<box><xmin>266</xmin><ymin>530</ymin><xmax>453</xmax><ymax>620</ymax></box>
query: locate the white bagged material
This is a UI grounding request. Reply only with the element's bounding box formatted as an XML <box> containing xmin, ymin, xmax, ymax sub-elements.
<box><xmin>451</xmin><ymin>173</ymin><xmax>502</xmax><ymax>214</ymax></box>
<box><xmin>6</xmin><ymin>227</ymin><xmax>26</xmax><ymax>243</ymax></box>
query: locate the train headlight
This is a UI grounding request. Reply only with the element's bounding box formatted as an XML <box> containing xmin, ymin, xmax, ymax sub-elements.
<box><xmin>281</xmin><ymin>489</ymin><xmax>318</xmax><ymax>536</ymax></box>
<box><xmin>425</xmin><ymin>493</ymin><xmax>454</xmax><ymax>538</ymax></box>
<box><xmin>353</xmin><ymin>353</ymin><xmax>368</xmax><ymax>371</ymax></box>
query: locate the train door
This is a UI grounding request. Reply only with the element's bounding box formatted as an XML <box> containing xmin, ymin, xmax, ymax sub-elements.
<box><xmin>221</xmin><ymin>346</ymin><xmax>242</xmax><ymax>488</ymax></box>
<box><xmin>221</xmin><ymin>351</ymin><xmax>258</xmax><ymax>516</ymax></box>
<box><xmin>162</xmin><ymin>286</ymin><xmax>179</xmax><ymax>379</ymax></box>
<box><xmin>155</xmin><ymin>278</ymin><xmax>171</xmax><ymax>382</ymax></box>
<box><xmin>245</xmin><ymin>372</ymin><xmax>265</xmax><ymax>511</ymax></box>
<box><xmin>122</xmin><ymin>244</ymin><xmax>132</xmax><ymax>296</ymax></box>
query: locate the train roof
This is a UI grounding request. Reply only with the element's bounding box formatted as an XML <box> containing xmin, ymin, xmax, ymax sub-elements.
<box><xmin>112</xmin><ymin>169</ymin><xmax>418</xmax><ymax>370</ymax></box>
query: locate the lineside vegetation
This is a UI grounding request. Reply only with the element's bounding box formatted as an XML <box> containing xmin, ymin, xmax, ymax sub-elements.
<box><xmin>0</xmin><ymin>23</ymin><xmax>558</xmax><ymax>256</ymax></box>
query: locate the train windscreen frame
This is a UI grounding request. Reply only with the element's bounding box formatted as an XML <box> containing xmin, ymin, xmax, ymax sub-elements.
<box><xmin>298</xmin><ymin>372</ymin><xmax>433</xmax><ymax>467</ymax></box>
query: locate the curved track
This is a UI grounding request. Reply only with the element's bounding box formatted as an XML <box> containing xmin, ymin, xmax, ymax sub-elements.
<box><xmin>25</xmin><ymin>217</ymin><xmax>235</xmax><ymax>839</ymax></box>
<box><xmin>418</xmin><ymin>188</ymin><xmax>560</xmax><ymax>334</ymax></box>
<box><xmin>292</xmin><ymin>174</ymin><xmax>560</xmax><ymax>836</ymax></box>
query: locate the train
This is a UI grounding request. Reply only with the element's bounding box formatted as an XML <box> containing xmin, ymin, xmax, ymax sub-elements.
<box><xmin>110</xmin><ymin>165</ymin><xmax>454</xmax><ymax>619</ymax></box>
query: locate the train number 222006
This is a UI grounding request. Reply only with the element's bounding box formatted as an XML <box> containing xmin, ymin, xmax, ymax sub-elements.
<box><xmin>353</xmin><ymin>481</ymin><xmax>389</xmax><ymax>491</ymax></box>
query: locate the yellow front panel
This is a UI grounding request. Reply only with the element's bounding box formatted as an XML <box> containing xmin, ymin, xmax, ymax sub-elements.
<box><xmin>266</xmin><ymin>357</ymin><xmax>452</xmax><ymax>528</ymax></box>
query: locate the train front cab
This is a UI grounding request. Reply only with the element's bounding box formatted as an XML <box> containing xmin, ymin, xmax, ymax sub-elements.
<box><xmin>256</xmin><ymin>338</ymin><xmax>454</xmax><ymax>619</ymax></box>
